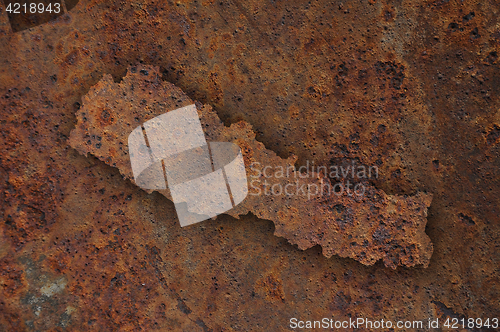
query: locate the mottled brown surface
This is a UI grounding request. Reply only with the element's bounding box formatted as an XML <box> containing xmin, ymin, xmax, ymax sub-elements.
<box><xmin>68</xmin><ymin>66</ymin><xmax>433</xmax><ymax>269</ymax></box>
<box><xmin>0</xmin><ymin>0</ymin><xmax>499</xmax><ymax>331</ymax></box>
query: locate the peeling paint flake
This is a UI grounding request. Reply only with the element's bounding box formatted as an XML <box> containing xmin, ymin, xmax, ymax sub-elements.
<box><xmin>40</xmin><ymin>277</ymin><xmax>67</xmax><ymax>297</ymax></box>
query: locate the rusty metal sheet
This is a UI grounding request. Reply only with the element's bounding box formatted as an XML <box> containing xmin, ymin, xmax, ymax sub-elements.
<box><xmin>0</xmin><ymin>0</ymin><xmax>499</xmax><ymax>330</ymax></box>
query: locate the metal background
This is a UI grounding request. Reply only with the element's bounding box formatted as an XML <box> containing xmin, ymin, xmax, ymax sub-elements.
<box><xmin>0</xmin><ymin>0</ymin><xmax>499</xmax><ymax>330</ymax></box>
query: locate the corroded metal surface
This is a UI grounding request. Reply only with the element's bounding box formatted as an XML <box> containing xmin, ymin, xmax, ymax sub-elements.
<box><xmin>0</xmin><ymin>0</ymin><xmax>499</xmax><ymax>330</ymax></box>
<box><xmin>69</xmin><ymin>66</ymin><xmax>433</xmax><ymax>269</ymax></box>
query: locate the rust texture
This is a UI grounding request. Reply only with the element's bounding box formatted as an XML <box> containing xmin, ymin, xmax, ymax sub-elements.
<box><xmin>0</xmin><ymin>0</ymin><xmax>499</xmax><ymax>330</ymax></box>
<box><xmin>68</xmin><ymin>65</ymin><xmax>433</xmax><ymax>269</ymax></box>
